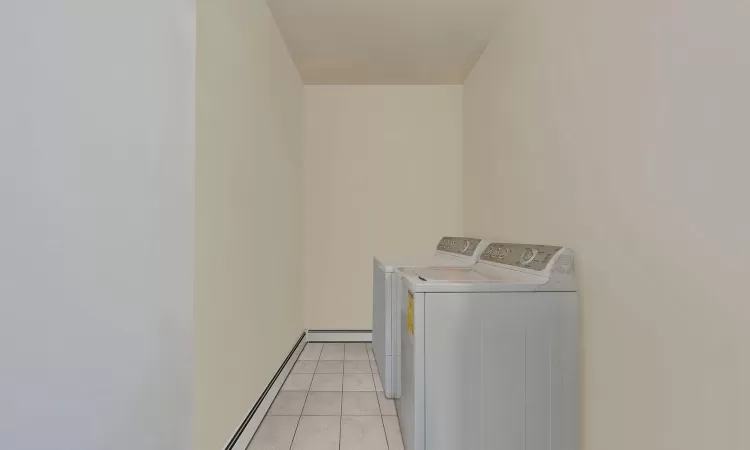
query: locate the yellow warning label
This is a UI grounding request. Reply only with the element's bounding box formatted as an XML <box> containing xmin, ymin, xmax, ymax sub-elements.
<box><xmin>408</xmin><ymin>292</ymin><xmax>414</xmax><ymax>336</ymax></box>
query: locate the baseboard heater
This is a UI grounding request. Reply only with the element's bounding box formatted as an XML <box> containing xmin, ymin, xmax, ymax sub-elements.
<box><xmin>224</xmin><ymin>329</ymin><xmax>372</xmax><ymax>450</ymax></box>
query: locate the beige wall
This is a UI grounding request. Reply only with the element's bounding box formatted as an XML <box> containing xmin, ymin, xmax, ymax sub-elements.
<box><xmin>463</xmin><ymin>1</ymin><xmax>750</xmax><ymax>449</ymax></box>
<box><xmin>195</xmin><ymin>0</ymin><xmax>303</xmax><ymax>448</ymax></box>
<box><xmin>303</xmin><ymin>86</ymin><xmax>463</xmax><ymax>329</ymax></box>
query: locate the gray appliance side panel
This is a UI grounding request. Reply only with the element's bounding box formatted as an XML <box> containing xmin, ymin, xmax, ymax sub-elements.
<box><xmin>372</xmin><ymin>262</ymin><xmax>388</xmax><ymax>387</ymax></box>
<box><xmin>526</xmin><ymin>298</ymin><xmax>553</xmax><ymax>450</ymax></box>
<box><xmin>390</xmin><ymin>270</ymin><xmax>403</xmax><ymax>398</ymax></box>
<box><xmin>480</xmin><ymin>296</ymin><xmax>530</xmax><ymax>450</ymax></box>
<box><xmin>414</xmin><ymin>294</ymin><xmax>425</xmax><ymax>450</ymax></box>
<box><xmin>552</xmin><ymin>292</ymin><xmax>580</xmax><ymax>450</ymax></box>
<box><xmin>424</xmin><ymin>293</ymin><xmax>482</xmax><ymax>450</ymax></box>
<box><xmin>424</xmin><ymin>292</ymin><xmax>579</xmax><ymax>450</ymax></box>
<box><xmin>398</xmin><ymin>291</ymin><xmax>425</xmax><ymax>450</ymax></box>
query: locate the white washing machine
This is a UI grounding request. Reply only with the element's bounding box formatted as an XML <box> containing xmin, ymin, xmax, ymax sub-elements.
<box><xmin>397</xmin><ymin>243</ymin><xmax>579</xmax><ymax>450</ymax></box>
<box><xmin>372</xmin><ymin>237</ymin><xmax>490</xmax><ymax>399</ymax></box>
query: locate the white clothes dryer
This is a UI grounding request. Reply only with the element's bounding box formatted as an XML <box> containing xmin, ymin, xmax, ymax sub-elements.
<box><xmin>372</xmin><ymin>237</ymin><xmax>490</xmax><ymax>399</ymax></box>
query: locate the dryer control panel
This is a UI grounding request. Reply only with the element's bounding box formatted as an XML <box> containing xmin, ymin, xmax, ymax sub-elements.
<box><xmin>436</xmin><ymin>237</ymin><xmax>483</xmax><ymax>256</ymax></box>
<box><xmin>481</xmin><ymin>243</ymin><xmax>562</xmax><ymax>271</ymax></box>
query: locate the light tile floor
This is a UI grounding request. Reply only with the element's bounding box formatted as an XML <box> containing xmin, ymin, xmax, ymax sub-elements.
<box><xmin>248</xmin><ymin>342</ymin><xmax>404</xmax><ymax>450</ymax></box>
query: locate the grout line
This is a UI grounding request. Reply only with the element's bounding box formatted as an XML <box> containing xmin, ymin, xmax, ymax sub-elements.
<box><xmin>286</xmin><ymin>344</ymin><xmax>314</xmax><ymax>450</ymax></box>
<box><xmin>338</xmin><ymin>344</ymin><xmax>343</xmax><ymax>449</ymax></box>
<box><xmin>339</xmin><ymin>367</ymin><xmax>344</xmax><ymax>450</ymax></box>
<box><xmin>372</xmin><ymin>374</ymin><xmax>381</xmax><ymax>414</ymax></box>
<box><xmin>381</xmin><ymin>415</ymin><xmax>391</xmax><ymax>450</ymax></box>
<box><xmin>373</xmin><ymin>373</ymin><xmax>391</xmax><ymax>449</ymax></box>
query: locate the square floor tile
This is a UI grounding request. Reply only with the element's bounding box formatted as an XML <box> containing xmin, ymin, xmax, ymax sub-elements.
<box><xmin>299</xmin><ymin>343</ymin><xmax>323</xmax><ymax>361</ymax></box>
<box><xmin>268</xmin><ymin>391</ymin><xmax>306</xmax><ymax>416</ymax></box>
<box><xmin>368</xmin><ymin>347</ymin><xmax>376</xmax><ymax>360</ymax></box>
<box><xmin>310</xmin><ymin>373</ymin><xmax>342</xmax><ymax>391</ymax></box>
<box><xmin>344</xmin><ymin>360</ymin><xmax>372</xmax><ymax>374</ymax></box>
<box><xmin>302</xmin><ymin>391</ymin><xmax>342</xmax><ymax>416</ymax></box>
<box><xmin>319</xmin><ymin>343</ymin><xmax>345</xmax><ymax>360</ymax></box>
<box><xmin>281</xmin><ymin>373</ymin><xmax>313</xmax><ymax>391</ymax></box>
<box><xmin>382</xmin><ymin>416</ymin><xmax>404</xmax><ymax>450</ymax></box>
<box><xmin>370</xmin><ymin>359</ymin><xmax>379</xmax><ymax>373</ymax></box>
<box><xmin>340</xmin><ymin>416</ymin><xmax>388</xmax><ymax>450</ymax></box>
<box><xmin>376</xmin><ymin>392</ymin><xmax>396</xmax><ymax>415</ymax></box>
<box><xmin>291</xmin><ymin>416</ymin><xmax>340</xmax><ymax>450</ymax></box>
<box><xmin>343</xmin><ymin>374</ymin><xmax>375</xmax><ymax>391</ymax></box>
<box><xmin>373</xmin><ymin>373</ymin><xmax>383</xmax><ymax>392</ymax></box>
<box><xmin>248</xmin><ymin>415</ymin><xmax>299</xmax><ymax>450</ymax></box>
<box><xmin>315</xmin><ymin>360</ymin><xmax>344</xmax><ymax>374</ymax></box>
<box><xmin>292</xmin><ymin>360</ymin><xmax>318</xmax><ymax>374</ymax></box>
<box><xmin>342</xmin><ymin>392</ymin><xmax>380</xmax><ymax>415</ymax></box>
<box><xmin>344</xmin><ymin>343</ymin><xmax>368</xmax><ymax>361</ymax></box>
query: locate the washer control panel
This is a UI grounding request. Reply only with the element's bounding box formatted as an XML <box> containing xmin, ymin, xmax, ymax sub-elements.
<box><xmin>481</xmin><ymin>243</ymin><xmax>562</xmax><ymax>271</ymax></box>
<box><xmin>436</xmin><ymin>237</ymin><xmax>483</xmax><ymax>256</ymax></box>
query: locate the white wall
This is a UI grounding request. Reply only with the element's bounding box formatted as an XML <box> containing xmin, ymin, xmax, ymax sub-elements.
<box><xmin>0</xmin><ymin>2</ymin><xmax>195</xmax><ymax>450</ymax></box>
<box><xmin>303</xmin><ymin>86</ymin><xmax>463</xmax><ymax>329</ymax></box>
<box><xmin>195</xmin><ymin>0</ymin><xmax>304</xmax><ymax>448</ymax></box>
<box><xmin>463</xmin><ymin>1</ymin><xmax>750</xmax><ymax>449</ymax></box>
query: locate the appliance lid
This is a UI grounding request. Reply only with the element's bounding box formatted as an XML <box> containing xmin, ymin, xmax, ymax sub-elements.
<box><xmin>375</xmin><ymin>253</ymin><xmax>475</xmax><ymax>272</ymax></box>
<box><xmin>408</xmin><ymin>266</ymin><xmax>549</xmax><ymax>285</ymax></box>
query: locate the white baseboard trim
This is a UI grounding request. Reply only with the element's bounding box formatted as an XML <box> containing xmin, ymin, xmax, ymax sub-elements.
<box><xmin>224</xmin><ymin>331</ymin><xmax>306</xmax><ymax>450</ymax></box>
<box><xmin>305</xmin><ymin>329</ymin><xmax>372</xmax><ymax>342</ymax></box>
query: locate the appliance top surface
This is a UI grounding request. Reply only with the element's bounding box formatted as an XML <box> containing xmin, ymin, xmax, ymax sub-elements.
<box><xmin>400</xmin><ymin>268</ymin><xmax>555</xmax><ymax>293</ymax></box>
<box><xmin>374</xmin><ymin>253</ymin><xmax>476</xmax><ymax>272</ymax></box>
<box><xmin>375</xmin><ymin>236</ymin><xmax>488</xmax><ymax>272</ymax></box>
<box><xmin>409</xmin><ymin>267</ymin><xmax>494</xmax><ymax>282</ymax></box>
<box><xmin>400</xmin><ymin>242</ymin><xmax>575</xmax><ymax>293</ymax></box>
<box><xmin>405</xmin><ymin>266</ymin><xmax>548</xmax><ymax>285</ymax></box>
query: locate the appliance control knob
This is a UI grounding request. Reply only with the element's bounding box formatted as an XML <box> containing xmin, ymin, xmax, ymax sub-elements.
<box><xmin>460</xmin><ymin>241</ymin><xmax>471</xmax><ymax>252</ymax></box>
<box><xmin>520</xmin><ymin>249</ymin><xmax>538</xmax><ymax>265</ymax></box>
